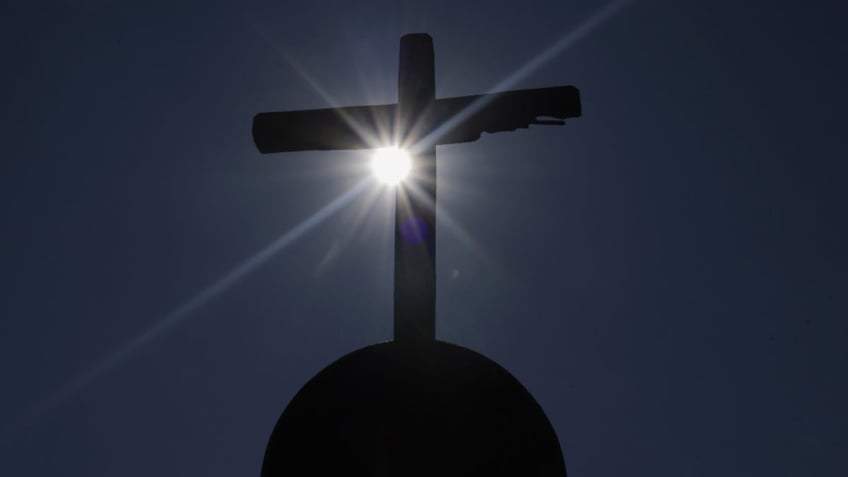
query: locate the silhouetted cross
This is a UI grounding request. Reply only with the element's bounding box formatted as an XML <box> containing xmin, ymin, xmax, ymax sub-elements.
<box><xmin>253</xmin><ymin>33</ymin><xmax>580</xmax><ymax>343</ymax></box>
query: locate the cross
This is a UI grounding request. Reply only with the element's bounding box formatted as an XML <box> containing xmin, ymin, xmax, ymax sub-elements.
<box><xmin>253</xmin><ymin>33</ymin><xmax>581</xmax><ymax>343</ymax></box>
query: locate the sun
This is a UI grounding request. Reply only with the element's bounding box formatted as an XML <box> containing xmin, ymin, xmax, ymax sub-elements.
<box><xmin>371</xmin><ymin>146</ymin><xmax>411</xmax><ymax>185</ymax></box>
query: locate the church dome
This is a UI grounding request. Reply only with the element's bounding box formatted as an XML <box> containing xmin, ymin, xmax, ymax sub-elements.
<box><xmin>261</xmin><ymin>340</ymin><xmax>567</xmax><ymax>477</ymax></box>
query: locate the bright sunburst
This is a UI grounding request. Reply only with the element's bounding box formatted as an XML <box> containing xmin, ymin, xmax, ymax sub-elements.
<box><xmin>371</xmin><ymin>146</ymin><xmax>411</xmax><ymax>185</ymax></box>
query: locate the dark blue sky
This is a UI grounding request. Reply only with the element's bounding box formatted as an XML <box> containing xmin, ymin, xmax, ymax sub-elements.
<box><xmin>2</xmin><ymin>0</ymin><xmax>846</xmax><ymax>475</ymax></box>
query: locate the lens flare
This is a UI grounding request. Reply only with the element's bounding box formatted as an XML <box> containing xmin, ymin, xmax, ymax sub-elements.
<box><xmin>371</xmin><ymin>147</ymin><xmax>411</xmax><ymax>184</ymax></box>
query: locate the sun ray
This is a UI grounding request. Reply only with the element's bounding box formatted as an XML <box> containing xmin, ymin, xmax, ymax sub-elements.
<box><xmin>491</xmin><ymin>0</ymin><xmax>634</xmax><ymax>93</ymax></box>
<box><xmin>417</xmin><ymin>0</ymin><xmax>634</xmax><ymax>153</ymax></box>
<box><xmin>0</xmin><ymin>178</ymin><xmax>371</xmax><ymax>445</ymax></box>
<box><xmin>397</xmin><ymin>168</ymin><xmax>508</xmax><ymax>286</ymax></box>
<box><xmin>249</xmin><ymin>20</ymin><xmax>392</xmax><ymax>152</ymax></box>
<box><xmin>313</xmin><ymin>175</ymin><xmax>396</xmax><ymax>276</ymax></box>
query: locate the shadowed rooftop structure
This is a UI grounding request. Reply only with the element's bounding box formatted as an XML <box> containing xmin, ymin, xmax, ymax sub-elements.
<box><xmin>261</xmin><ymin>341</ymin><xmax>566</xmax><ymax>477</ymax></box>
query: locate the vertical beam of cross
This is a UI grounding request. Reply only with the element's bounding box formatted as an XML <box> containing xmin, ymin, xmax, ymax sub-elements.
<box><xmin>394</xmin><ymin>34</ymin><xmax>436</xmax><ymax>343</ymax></box>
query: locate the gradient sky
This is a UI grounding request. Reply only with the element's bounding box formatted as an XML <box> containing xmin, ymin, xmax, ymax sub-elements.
<box><xmin>1</xmin><ymin>1</ymin><xmax>846</xmax><ymax>476</ymax></box>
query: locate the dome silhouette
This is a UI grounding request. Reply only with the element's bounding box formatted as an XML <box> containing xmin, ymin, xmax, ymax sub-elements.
<box><xmin>261</xmin><ymin>340</ymin><xmax>566</xmax><ymax>477</ymax></box>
